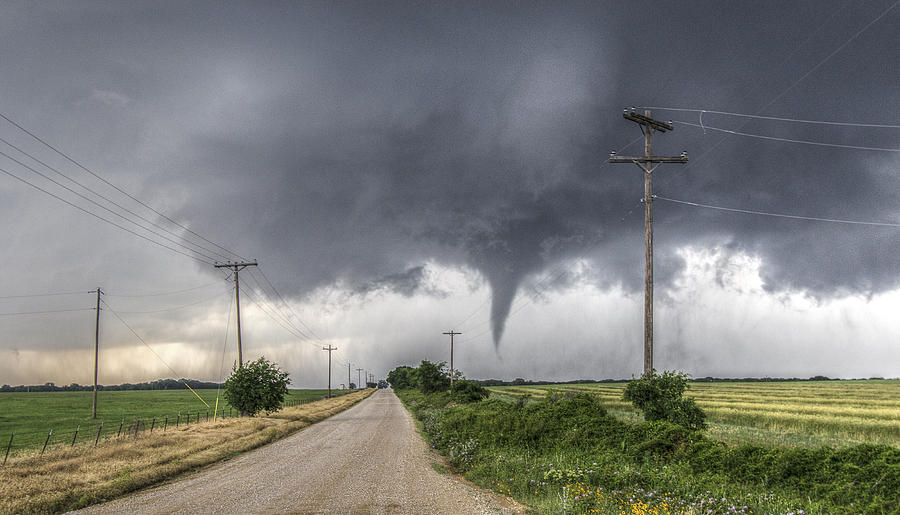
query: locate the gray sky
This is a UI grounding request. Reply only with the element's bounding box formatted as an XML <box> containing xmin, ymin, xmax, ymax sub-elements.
<box><xmin>1</xmin><ymin>0</ymin><xmax>899</xmax><ymax>387</ymax></box>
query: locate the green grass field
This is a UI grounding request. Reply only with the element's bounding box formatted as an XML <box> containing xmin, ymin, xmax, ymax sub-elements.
<box><xmin>0</xmin><ymin>388</ymin><xmax>352</xmax><ymax>455</ymax></box>
<box><xmin>488</xmin><ymin>379</ymin><xmax>900</xmax><ymax>449</ymax></box>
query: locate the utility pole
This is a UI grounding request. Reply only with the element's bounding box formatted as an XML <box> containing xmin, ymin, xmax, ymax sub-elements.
<box><xmin>214</xmin><ymin>261</ymin><xmax>258</xmax><ymax>366</ymax></box>
<box><xmin>323</xmin><ymin>345</ymin><xmax>337</xmax><ymax>397</ymax></box>
<box><xmin>92</xmin><ymin>287</ymin><xmax>102</xmax><ymax>419</ymax></box>
<box><xmin>348</xmin><ymin>362</ymin><xmax>351</xmax><ymax>389</ymax></box>
<box><xmin>443</xmin><ymin>330</ymin><xmax>461</xmax><ymax>386</ymax></box>
<box><xmin>610</xmin><ymin>109</ymin><xmax>687</xmax><ymax>375</ymax></box>
<box><xmin>356</xmin><ymin>368</ymin><xmax>363</xmax><ymax>389</ymax></box>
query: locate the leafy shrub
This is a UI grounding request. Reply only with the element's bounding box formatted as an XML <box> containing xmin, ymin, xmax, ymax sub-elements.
<box><xmin>223</xmin><ymin>357</ymin><xmax>290</xmax><ymax>416</ymax></box>
<box><xmin>451</xmin><ymin>379</ymin><xmax>489</xmax><ymax>403</ymax></box>
<box><xmin>623</xmin><ymin>369</ymin><xmax>707</xmax><ymax>430</ymax></box>
<box><xmin>417</xmin><ymin>360</ymin><xmax>451</xmax><ymax>393</ymax></box>
<box><xmin>386</xmin><ymin>365</ymin><xmax>417</xmax><ymax>389</ymax></box>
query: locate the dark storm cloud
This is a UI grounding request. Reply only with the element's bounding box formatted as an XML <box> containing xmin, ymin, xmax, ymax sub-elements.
<box><xmin>4</xmin><ymin>0</ymin><xmax>899</xmax><ymax>350</ymax></box>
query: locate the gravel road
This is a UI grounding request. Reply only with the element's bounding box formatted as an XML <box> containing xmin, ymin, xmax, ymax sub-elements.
<box><xmin>73</xmin><ymin>389</ymin><xmax>523</xmax><ymax>514</ymax></box>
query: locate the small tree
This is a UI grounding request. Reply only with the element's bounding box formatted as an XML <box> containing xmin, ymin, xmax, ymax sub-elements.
<box><xmin>387</xmin><ymin>366</ymin><xmax>417</xmax><ymax>389</ymax></box>
<box><xmin>623</xmin><ymin>369</ymin><xmax>706</xmax><ymax>430</ymax></box>
<box><xmin>417</xmin><ymin>360</ymin><xmax>450</xmax><ymax>393</ymax></box>
<box><xmin>223</xmin><ymin>357</ymin><xmax>291</xmax><ymax>416</ymax></box>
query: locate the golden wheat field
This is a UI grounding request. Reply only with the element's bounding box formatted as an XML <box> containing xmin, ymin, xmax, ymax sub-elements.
<box><xmin>488</xmin><ymin>380</ymin><xmax>900</xmax><ymax>449</ymax></box>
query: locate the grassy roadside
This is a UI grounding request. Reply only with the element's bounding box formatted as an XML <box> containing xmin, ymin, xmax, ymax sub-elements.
<box><xmin>397</xmin><ymin>389</ymin><xmax>900</xmax><ymax>514</ymax></box>
<box><xmin>0</xmin><ymin>389</ymin><xmax>374</xmax><ymax>514</ymax></box>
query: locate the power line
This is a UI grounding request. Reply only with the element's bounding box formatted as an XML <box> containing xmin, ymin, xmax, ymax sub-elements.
<box><xmin>104</xmin><ymin>282</ymin><xmax>224</xmax><ymax>298</ymax></box>
<box><xmin>0</xmin><ymin>149</ymin><xmax>222</xmax><ymax>262</ymax></box>
<box><xmin>763</xmin><ymin>0</ymin><xmax>900</xmax><ymax>110</ymax></box>
<box><xmin>656</xmin><ymin>194</ymin><xmax>900</xmax><ymax>228</ymax></box>
<box><xmin>0</xmin><ymin>111</ymin><xmax>247</xmax><ymax>263</ymax></box>
<box><xmin>0</xmin><ymin>165</ymin><xmax>215</xmax><ymax>265</ymax></box>
<box><xmin>0</xmin><ymin>291</ymin><xmax>93</xmax><ymax>299</ymax></box>
<box><xmin>100</xmin><ymin>299</ymin><xmax>211</xmax><ymax>408</ymax></box>
<box><xmin>111</xmin><ymin>290</ymin><xmax>231</xmax><ymax>314</ymax></box>
<box><xmin>252</xmin><ymin>267</ymin><xmax>324</xmax><ymax>342</ymax></box>
<box><xmin>0</xmin><ymin>308</ymin><xmax>93</xmax><ymax>317</ymax></box>
<box><xmin>655</xmin><ymin>1</ymin><xmax>899</xmax><ymax>191</ymax></box>
<box><xmin>673</xmin><ymin>120</ymin><xmax>900</xmax><ymax>152</ymax></box>
<box><xmin>642</xmin><ymin>107</ymin><xmax>900</xmax><ymax>129</ymax></box>
<box><xmin>0</xmin><ymin>136</ymin><xmax>234</xmax><ymax>262</ymax></box>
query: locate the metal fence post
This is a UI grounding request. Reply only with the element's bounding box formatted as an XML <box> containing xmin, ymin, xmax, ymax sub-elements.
<box><xmin>176</xmin><ymin>414</ymin><xmax>180</xmax><ymax>428</ymax></box>
<box><xmin>72</xmin><ymin>425</ymin><xmax>80</xmax><ymax>447</ymax></box>
<box><xmin>117</xmin><ymin>418</ymin><xmax>124</xmax><ymax>438</ymax></box>
<box><xmin>95</xmin><ymin>423</ymin><xmax>103</xmax><ymax>446</ymax></box>
<box><xmin>3</xmin><ymin>433</ymin><xmax>13</xmax><ymax>465</ymax></box>
<box><xmin>164</xmin><ymin>416</ymin><xmax>168</xmax><ymax>432</ymax></box>
<box><xmin>134</xmin><ymin>418</ymin><xmax>141</xmax><ymax>438</ymax></box>
<box><xmin>41</xmin><ymin>429</ymin><xmax>53</xmax><ymax>456</ymax></box>
<box><xmin>150</xmin><ymin>418</ymin><xmax>156</xmax><ymax>433</ymax></box>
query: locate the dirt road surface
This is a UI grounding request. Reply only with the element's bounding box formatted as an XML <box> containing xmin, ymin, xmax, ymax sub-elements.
<box><xmin>73</xmin><ymin>389</ymin><xmax>523</xmax><ymax>514</ymax></box>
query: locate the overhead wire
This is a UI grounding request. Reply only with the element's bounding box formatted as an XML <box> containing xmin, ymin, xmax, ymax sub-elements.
<box><xmin>0</xmin><ymin>136</ymin><xmax>234</xmax><ymax>262</ymax></box>
<box><xmin>640</xmin><ymin>107</ymin><xmax>900</xmax><ymax>129</ymax></box>
<box><xmin>760</xmin><ymin>0</ymin><xmax>900</xmax><ymax>111</ymax></box>
<box><xmin>0</xmin><ymin>165</ymin><xmax>214</xmax><ymax>265</ymax></box>
<box><xmin>650</xmin><ymin>0</ymin><xmax>898</xmax><ymax>189</ymax></box>
<box><xmin>103</xmin><ymin>281</ymin><xmax>224</xmax><ymax>298</ymax></box>
<box><xmin>672</xmin><ymin>120</ymin><xmax>900</xmax><ymax>152</ymax></box>
<box><xmin>101</xmin><ymin>299</ymin><xmax>211</xmax><ymax>408</ymax></box>
<box><xmin>253</xmin><ymin>267</ymin><xmax>325</xmax><ymax>342</ymax></box>
<box><xmin>0</xmin><ymin>111</ymin><xmax>247</xmax><ymax>263</ymax></box>
<box><xmin>655</xmin><ymin>194</ymin><xmax>900</xmax><ymax>228</ymax></box>
<box><xmin>0</xmin><ymin>149</ymin><xmax>222</xmax><ymax>262</ymax></box>
<box><xmin>0</xmin><ymin>308</ymin><xmax>94</xmax><ymax>317</ymax></box>
<box><xmin>110</xmin><ymin>289</ymin><xmax>231</xmax><ymax>314</ymax></box>
<box><xmin>0</xmin><ymin>290</ymin><xmax>93</xmax><ymax>299</ymax></box>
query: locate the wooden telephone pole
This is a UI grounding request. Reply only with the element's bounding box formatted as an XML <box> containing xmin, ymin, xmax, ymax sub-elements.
<box><xmin>443</xmin><ymin>330</ymin><xmax>461</xmax><ymax>386</ymax></box>
<box><xmin>92</xmin><ymin>287</ymin><xmax>102</xmax><ymax>418</ymax></box>
<box><xmin>323</xmin><ymin>345</ymin><xmax>337</xmax><ymax>397</ymax></box>
<box><xmin>214</xmin><ymin>261</ymin><xmax>258</xmax><ymax>366</ymax></box>
<box><xmin>610</xmin><ymin>109</ymin><xmax>687</xmax><ymax>374</ymax></box>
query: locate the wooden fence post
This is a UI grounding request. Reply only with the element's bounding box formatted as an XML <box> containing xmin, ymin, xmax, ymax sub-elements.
<box><xmin>150</xmin><ymin>418</ymin><xmax>156</xmax><ymax>433</ymax></box>
<box><xmin>164</xmin><ymin>416</ymin><xmax>168</xmax><ymax>432</ymax></box>
<box><xmin>41</xmin><ymin>429</ymin><xmax>53</xmax><ymax>456</ymax></box>
<box><xmin>134</xmin><ymin>418</ymin><xmax>141</xmax><ymax>438</ymax></box>
<box><xmin>3</xmin><ymin>433</ymin><xmax>13</xmax><ymax>465</ymax></box>
<box><xmin>71</xmin><ymin>425</ymin><xmax>80</xmax><ymax>446</ymax></box>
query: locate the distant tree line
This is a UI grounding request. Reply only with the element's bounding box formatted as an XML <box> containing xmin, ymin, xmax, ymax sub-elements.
<box><xmin>472</xmin><ymin>375</ymin><xmax>888</xmax><ymax>386</ymax></box>
<box><xmin>0</xmin><ymin>378</ymin><xmax>220</xmax><ymax>393</ymax></box>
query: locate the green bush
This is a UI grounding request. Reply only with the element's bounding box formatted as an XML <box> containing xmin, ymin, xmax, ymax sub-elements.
<box><xmin>450</xmin><ymin>379</ymin><xmax>489</xmax><ymax>403</ymax></box>
<box><xmin>387</xmin><ymin>365</ymin><xmax>417</xmax><ymax>389</ymax></box>
<box><xmin>417</xmin><ymin>360</ymin><xmax>451</xmax><ymax>393</ymax></box>
<box><xmin>223</xmin><ymin>357</ymin><xmax>290</xmax><ymax>416</ymax></box>
<box><xmin>623</xmin><ymin>369</ymin><xmax>707</xmax><ymax>430</ymax></box>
